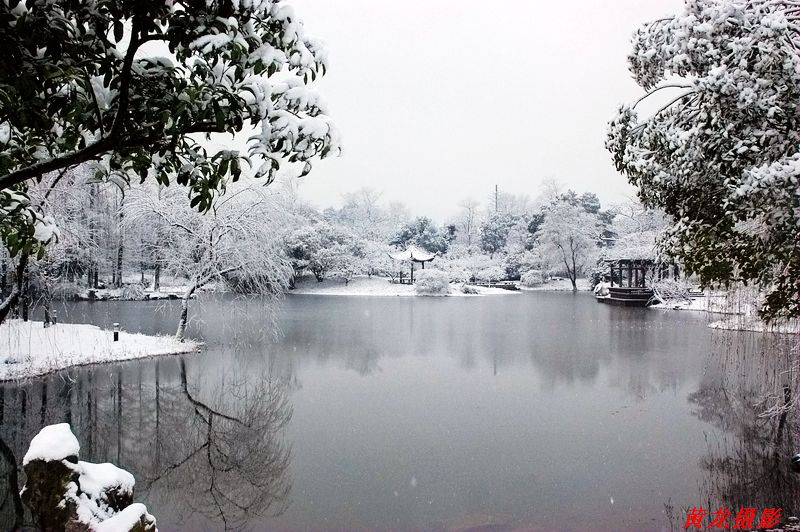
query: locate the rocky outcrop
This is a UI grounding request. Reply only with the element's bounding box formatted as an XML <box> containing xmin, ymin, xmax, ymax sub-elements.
<box><xmin>20</xmin><ymin>424</ymin><xmax>156</xmax><ymax>532</ymax></box>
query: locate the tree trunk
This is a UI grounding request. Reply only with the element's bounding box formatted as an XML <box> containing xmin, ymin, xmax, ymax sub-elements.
<box><xmin>21</xmin><ymin>273</ymin><xmax>29</xmax><ymax>321</ymax></box>
<box><xmin>176</xmin><ymin>283</ymin><xmax>198</xmax><ymax>341</ymax></box>
<box><xmin>87</xmin><ymin>183</ymin><xmax>97</xmax><ymax>288</ymax></box>
<box><xmin>153</xmin><ymin>263</ymin><xmax>161</xmax><ymax>291</ymax></box>
<box><xmin>42</xmin><ymin>278</ymin><xmax>53</xmax><ymax>327</ymax></box>
<box><xmin>0</xmin><ymin>254</ymin><xmax>28</xmax><ymax>325</ymax></box>
<box><xmin>569</xmin><ymin>245</ymin><xmax>578</xmax><ymax>291</ymax></box>
<box><xmin>0</xmin><ymin>436</ymin><xmax>24</xmax><ymax>531</ymax></box>
<box><xmin>115</xmin><ymin>206</ymin><xmax>124</xmax><ymax>289</ymax></box>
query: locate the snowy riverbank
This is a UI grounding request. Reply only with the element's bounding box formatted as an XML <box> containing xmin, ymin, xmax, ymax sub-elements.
<box><xmin>651</xmin><ymin>292</ymin><xmax>799</xmax><ymax>334</ymax></box>
<box><xmin>650</xmin><ymin>292</ymin><xmax>732</xmax><ymax>314</ymax></box>
<box><xmin>290</xmin><ymin>276</ymin><xmax>519</xmax><ymax>296</ymax></box>
<box><xmin>0</xmin><ymin>320</ymin><xmax>199</xmax><ymax>381</ymax></box>
<box><xmin>519</xmin><ymin>278</ymin><xmax>591</xmax><ymax>291</ymax></box>
<box><xmin>708</xmin><ymin>317</ymin><xmax>800</xmax><ymax>335</ymax></box>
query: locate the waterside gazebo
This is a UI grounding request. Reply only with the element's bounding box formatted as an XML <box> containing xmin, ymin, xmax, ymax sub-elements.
<box><xmin>387</xmin><ymin>245</ymin><xmax>436</xmax><ymax>284</ymax></box>
<box><xmin>597</xmin><ymin>232</ymin><xmax>680</xmax><ymax>306</ymax></box>
<box><xmin>601</xmin><ymin>259</ymin><xmax>680</xmax><ymax>306</ymax></box>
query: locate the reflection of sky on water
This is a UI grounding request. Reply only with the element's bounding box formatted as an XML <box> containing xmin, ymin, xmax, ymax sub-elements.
<box><xmin>0</xmin><ymin>292</ymin><xmax>795</xmax><ymax>531</ymax></box>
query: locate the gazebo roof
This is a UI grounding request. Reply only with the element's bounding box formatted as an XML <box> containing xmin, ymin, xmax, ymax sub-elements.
<box><xmin>387</xmin><ymin>245</ymin><xmax>436</xmax><ymax>262</ymax></box>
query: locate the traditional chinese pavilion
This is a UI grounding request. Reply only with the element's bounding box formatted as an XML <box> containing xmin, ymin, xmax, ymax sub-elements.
<box><xmin>601</xmin><ymin>259</ymin><xmax>680</xmax><ymax>306</ymax></box>
<box><xmin>387</xmin><ymin>245</ymin><xmax>436</xmax><ymax>283</ymax></box>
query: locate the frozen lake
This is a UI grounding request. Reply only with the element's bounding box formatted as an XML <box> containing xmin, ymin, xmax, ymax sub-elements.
<box><xmin>0</xmin><ymin>292</ymin><xmax>797</xmax><ymax>530</ymax></box>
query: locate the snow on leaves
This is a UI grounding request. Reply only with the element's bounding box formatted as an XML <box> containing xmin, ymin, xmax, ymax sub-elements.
<box><xmin>0</xmin><ymin>0</ymin><xmax>340</xmax><ymax>254</ymax></box>
<box><xmin>607</xmin><ymin>0</ymin><xmax>800</xmax><ymax>320</ymax></box>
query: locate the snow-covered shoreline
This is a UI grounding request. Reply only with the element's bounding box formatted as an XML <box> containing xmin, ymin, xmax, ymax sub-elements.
<box><xmin>650</xmin><ymin>293</ymin><xmax>735</xmax><ymax>314</ymax></box>
<box><xmin>0</xmin><ymin>320</ymin><xmax>199</xmax><ymax>381</ymax></box>
<box><xmin>650</xmin><ymin>293</ymin><xmax>799</xmax><ymax>334</ymax></box>
<box><xmin>519</xmin><ymin>278</ymin><xmax>591</xmax><ymax>291</ymax></box>
<box><xmin>290</xmin><ymin>276</ymin><xmax>519</xmax><ymax>297</ymax></box>
<box><xmin>708</xmin><ymin>317</ymin><xmax>800</xmax><ymax>335</ymax></box>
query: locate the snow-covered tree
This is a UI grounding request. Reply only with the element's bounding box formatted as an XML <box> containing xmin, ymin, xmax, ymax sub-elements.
<box><xmin>502</xmin><ymin>249</ymin><xmax>540</xmax><ymax>280</ymax></box>
<box><xmin>125</xmin><ymin>182</ymin><xmax>292</xmax><ymax>340</ymax></box>
<box><xmin>479</xmin><ymin>212</ymin><xmax>517</xmax><ymax>258</ymax></box>
<box><xmin>453</xmin><ymin>198</ymin><xmax>481</xmax><ymax>248</ymax></box>
<box><xmin>607</xmin><ymin>0</ymin><xmax>800</xmax><ymax>319</ymax></box>
<box><xmin>285</xmin><ymin>221</ymin><xmax>364</xmax><ymax>282</ymax></box>
<box><xmin>333</xmin><ymin>188</ymin><xmax>384</xmax><ymax>239</ymax></box>
<box><xmin>0</xmin><ymin>0</ymin><xmax>340</xmax><ymax>258</ymax></box>
<box><xmin>438</xmin><ymin>248</ymin><xmax>505</xmax><ymax>284</ymax></box>
<box><xmin>521</xmin><ymin>270</ymin><xmax>544</xmax><ymax>287</ymax></box>
<box><xmin>537</xmin><ymin>201</ymin><xmax>601</xmax><ymax>290</ymax></box>
<box><xmin>389</xmin><ymin>217</ymin><xmax>449</xmax><ymax>254</ymax></box>
<box><xmin>361</xmin><ymin>240</ymin><xmax>398</xmax><ymax>279</ymax></box>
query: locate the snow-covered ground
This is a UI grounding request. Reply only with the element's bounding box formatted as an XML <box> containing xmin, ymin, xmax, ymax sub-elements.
<box><xmin>290</xmin><ymin>276</ymin><xmax>519</xmax><ymax>297</ymax></box>
<box><xmin>73</xmin><ymin>284</ymin><xmax>192</xmax><ymax>301</ymax></box>
<box><xmin>0</xmin><ymin>320</ymin><xmax>199</xmax><ymax>381</ymax></box>
<box><xmin>519</xmin><ymin>278</ymin><xmax>591</xmax><ymax>291</ymax></box>
<box><xmin>651</xmin><ymin>292</ymin><xmax>736</xmax><ymax>314</ymax></box>
<box><xmin>53</xmin><ymin>275</ymin><xmax>194</xmax><ymax>302</ymax></box>
<box><xmin>708</xmin><ymin>317</ymin><xmax>800</xmax><ymax>335</ymax></box>
<box><xmin>651</xmin><ymin>291</ymin><xmax>799</xmax><ymax>334</ymax></box>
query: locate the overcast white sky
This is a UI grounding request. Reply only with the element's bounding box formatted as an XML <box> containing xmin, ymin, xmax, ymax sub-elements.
<box><xmin>288</xmin><ymin>0</ymin><xmax>681</xmax><ymax>220</ymax></box>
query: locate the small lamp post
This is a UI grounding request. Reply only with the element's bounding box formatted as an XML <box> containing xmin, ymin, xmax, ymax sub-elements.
<box><xmin>113</xmin><ymin>322</ymin><xmax>120</xmax><ymax>342</ymax></box>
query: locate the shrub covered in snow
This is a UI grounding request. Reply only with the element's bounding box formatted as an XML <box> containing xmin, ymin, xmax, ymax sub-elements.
<box><xmin>520</xmin><ymin>270</ymin><xmax>544</xmax><ymax>287</ymax></box>
<box><xmin>121</xmin><ymin>283</ymin><xmax>146</xmax><ymax>301</ymax></box>
<box><xmin>460</xmin><ymin>284</ymin><xmax>480</xmax><ymax>295</ymax></box>
<box><xmin>414</xmin><ymin>269</ymin><xmax>451</xmax><ymax>295</ymax></box>
<box><xmin>650</xmin><ymin>279</ymin><xmax>692</xmax><ymax>305</ymax></box>
<box><xmin>476</xmin><ymin>265</ymin><xmax>507</xmax><ymax>283</ymax></box>
<box><xmin>503</xmin><ymin>250</ymin><xmax>540</xmax><ymax>280</ymax></box>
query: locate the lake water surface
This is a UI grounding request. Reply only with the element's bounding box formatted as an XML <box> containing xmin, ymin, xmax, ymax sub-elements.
<box><xmin>0</xmin><ymin>292</ymin><xmax>797</xmax><ymax>531</ymax></box>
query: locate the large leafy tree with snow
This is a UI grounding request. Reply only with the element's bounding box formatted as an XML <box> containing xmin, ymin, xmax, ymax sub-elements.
<box><xmin>390</xmin><ymin>217</ymin><xmax>449</xmax><ymax>254</ymax></box>
<box><xmin>536</xmin><ymin>200</ymin><xmax>600</xmax><ymax>291</ymax></box>
<box><xmin>478</xmin><ymin>212</ymin><xmax>517</xmax><ymax>258</ymax></box>
<box><xmin>0</xmin><ymin>0</ymin><xmax>340</xmax><ymax>256</ymax></box>
<box><xmin>285</xmin><ymin>221</ymin><xmax>365</xmax><ymax>283</ymax></box>
<box><xmin>607</xmin><ymin>0</ymin><xmax>800</xmax><ymax>319</ymax></box>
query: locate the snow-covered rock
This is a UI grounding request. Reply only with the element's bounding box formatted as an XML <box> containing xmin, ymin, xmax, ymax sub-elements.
<box><xmin>93</xmin><ymin>504</ymin><xmax>157</xmax><ymax>532</ymax></box>
<box><xmin>23</xmin><ymin>423</ymin><xmax>79</xmax><ymax>466</ymax></box>
<box><xmin>21</xmin><ymin>424</ymin><xmax>157</xmax><ymax>532</ymax></box>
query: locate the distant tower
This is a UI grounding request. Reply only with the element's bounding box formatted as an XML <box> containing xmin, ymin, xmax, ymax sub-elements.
<box><xmin>494</xmin><ymin>184</ymin><xmax>499</xmax><ymax>213</ymax></box>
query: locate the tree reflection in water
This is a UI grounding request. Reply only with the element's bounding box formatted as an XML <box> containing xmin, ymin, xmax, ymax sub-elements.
<box><xmin>0</xmin><ymin>356</ymin><xmax>294</xmax><ymax>531</ymax></box>
<box><xmin>688</xmin><ymin>331</ymin><xmax>800</xmax><ymax>520</ymax></box>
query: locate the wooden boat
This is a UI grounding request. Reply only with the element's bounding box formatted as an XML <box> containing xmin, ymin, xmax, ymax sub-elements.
<box><xmin>605</xmin><ymin>286</ymin><xmax>653</xmax><ymax>307</ymax></box>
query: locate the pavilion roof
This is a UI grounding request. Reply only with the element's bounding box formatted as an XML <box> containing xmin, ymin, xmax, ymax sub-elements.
<box><xmin>387</xmin><ymin>245</ymin><xmax>436</xmax><ymax>262</ymax></box>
